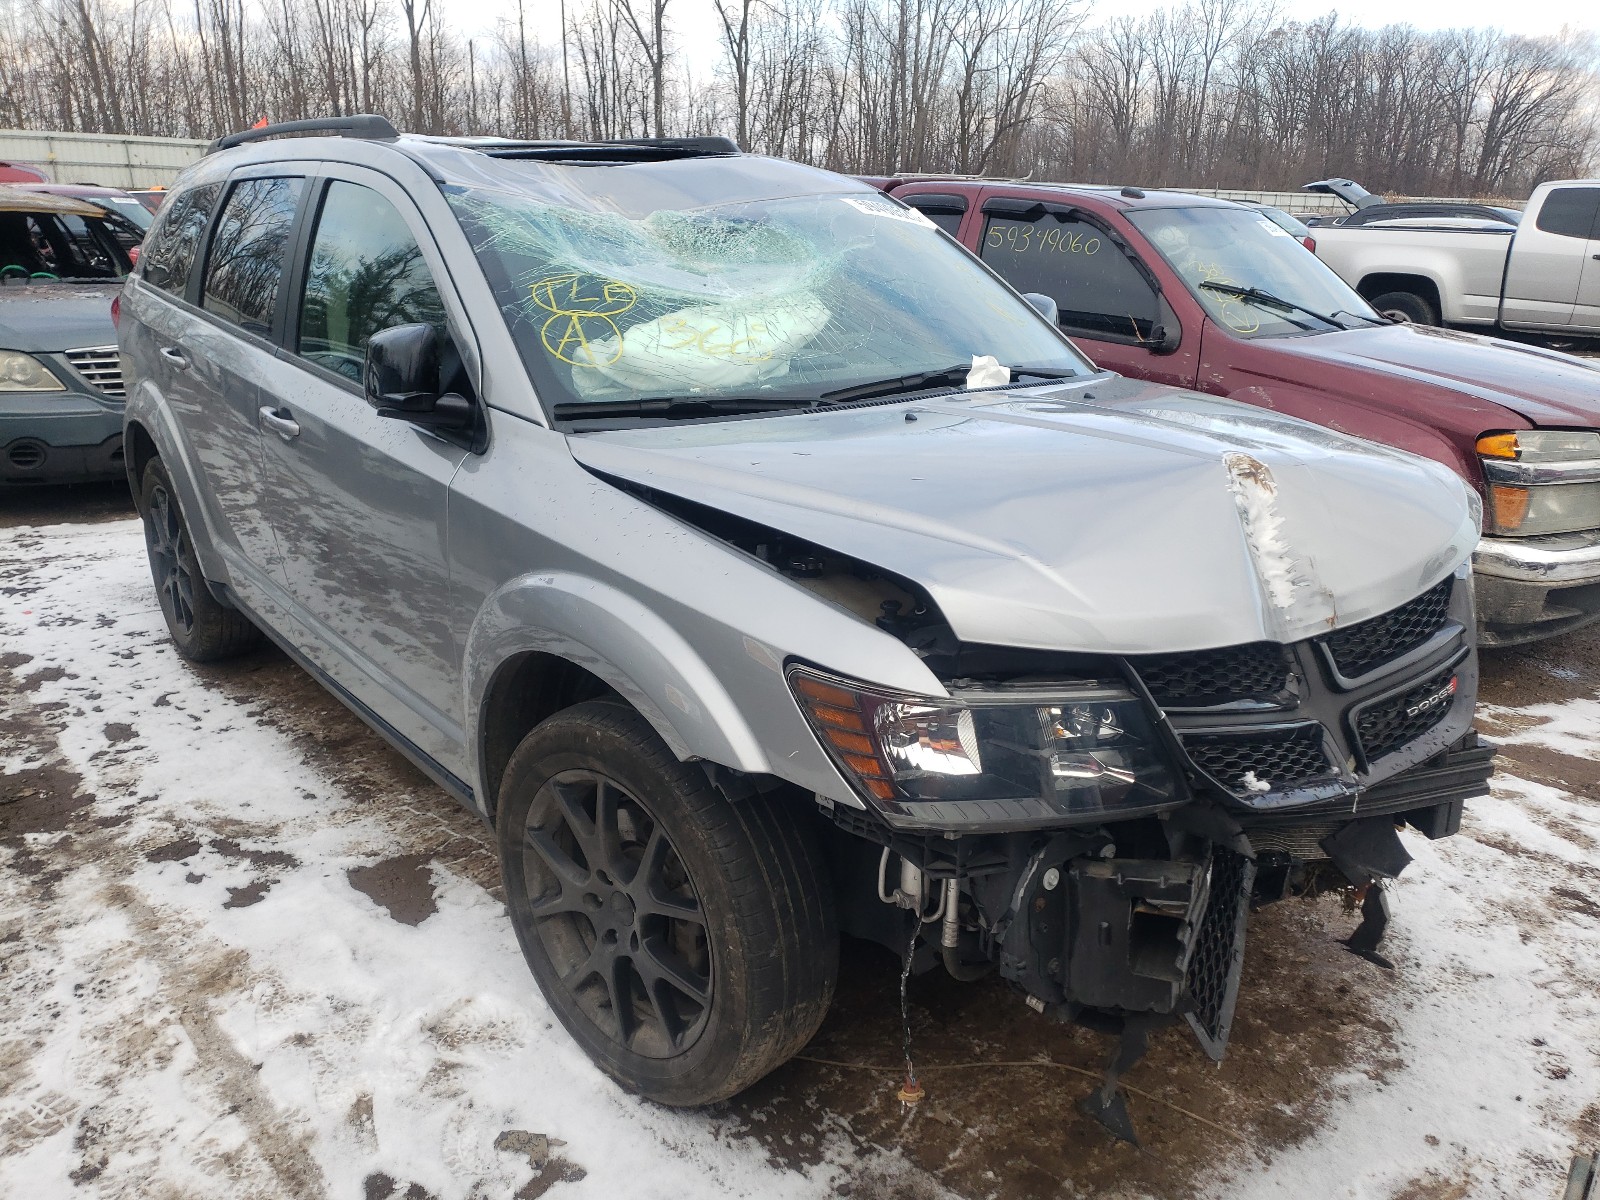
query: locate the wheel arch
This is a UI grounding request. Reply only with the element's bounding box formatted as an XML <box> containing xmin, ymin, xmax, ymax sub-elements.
<box><xmin>124</xmin><ymin>418</ymin><xmax>159</xmax><ymax>499</ymax></box>
<box><xmin>476</xmin><ymin>650</ymin><xmax>621</xmax><ymax>823</ymax></box>
<box><xmin>1358</xmin><ymin>272</ymin><xmax>1443</xmax><ymax>319</ymax></box>
<box><xmin>465</xmin><ymin>572</ymin><xmax>774</xmax><ymax>821</ymax></box>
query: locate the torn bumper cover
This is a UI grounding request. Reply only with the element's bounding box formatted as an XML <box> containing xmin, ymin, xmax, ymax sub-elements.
<box><xmin>946</xmin><ymin>566</ymin><xmax>1493</xmax><ymax>1136</ymax></box>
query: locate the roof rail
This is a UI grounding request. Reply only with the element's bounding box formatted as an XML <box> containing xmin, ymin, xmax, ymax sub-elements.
<box><xmin>208</xmin><ymin>114</ymin><xmax>400</xmax><ymax>155</ymax></box>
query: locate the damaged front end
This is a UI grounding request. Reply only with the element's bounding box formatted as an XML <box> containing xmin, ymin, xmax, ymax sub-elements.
<box><xmin>794</xmin><ymin>559</ymin><xmax>1491</xmax><ymax>1140</ymax></box>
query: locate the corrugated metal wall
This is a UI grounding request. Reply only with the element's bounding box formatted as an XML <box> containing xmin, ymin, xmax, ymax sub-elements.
<box><xmin>0</xmin><ymin>130</ymin><xmax>207</xmax><ymax>188</ymax></box>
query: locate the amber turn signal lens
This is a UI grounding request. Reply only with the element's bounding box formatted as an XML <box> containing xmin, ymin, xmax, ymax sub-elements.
<box><xmin>822</xmin><ymin>729</ymin><xmax>876</xmax><ymax>755</ymax></box>
<box><xmin>1489</xmin><ymin>483</ymin><xmax>1530</xmax><ymax>531</ymax></box>
<box><xmin>791</xmin><ymin>669</ymin><xmax>898</xmax><ymax>800</ymax></box>
<box><xmin>793</xmin><ymin>674</ymin><xmax>860</xmax><ymax>709</ymax></box>
<box><xmin>1476</xmin><ymin>433</ymin><xmax>1519</xmax><ymax>460</ymax></box>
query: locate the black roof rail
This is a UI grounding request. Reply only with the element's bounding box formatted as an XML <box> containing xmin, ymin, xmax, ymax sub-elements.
<box><xmin>208</xmin><ymin>114</ymin><xmax>400</xmax><ymax>155</ymax></box>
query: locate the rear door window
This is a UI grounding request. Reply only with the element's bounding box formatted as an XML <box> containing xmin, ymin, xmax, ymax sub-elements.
<box><xmin>201</xmin><ymin>177</ymin><xmax>304</xmax><ymax>336</ymax></box>
<box><xmin>1535</xmin><ymin>188</ymin><xmax>1600</xmax><ymax>241</ymax></box>
<box><xmin>139</xmin><ymin>183</ymin><xmax>220</xmax><ymax>296</ymax></box>
<box><xmin>295</xmin><ymin>180</ymin><xmax>447</xmax><ymax>384</ymax></box>
<box><xmin>980</xmin><ymin>210</ymin><xmax>1159</xmax><ymax>343</ymax></box>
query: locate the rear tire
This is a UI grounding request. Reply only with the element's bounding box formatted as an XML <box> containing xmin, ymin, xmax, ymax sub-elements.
<box><xmin>139</xmin><ymin>459</ymin><xmax>261</xmax><ymax>662</ymax></box>
<box><xmin>1368</xmin><ymin>290</ymin><xmax>1437</xmax><ymax>326</ymax></box>
<box><xmin>497</xmin><ymin>700</ymin><xmax>837</xmax><ymax>1106</ymax></box>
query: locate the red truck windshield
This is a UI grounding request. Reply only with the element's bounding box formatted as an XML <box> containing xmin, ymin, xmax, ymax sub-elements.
<box><xmin>1129</xmin><ymin>207</ymin><xmax>1377</xmax><ymax>337</ymax></box>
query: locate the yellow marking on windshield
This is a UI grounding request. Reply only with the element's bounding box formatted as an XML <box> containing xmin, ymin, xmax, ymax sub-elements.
<box><xmin>530</xmin><ymin>273</ymin><xmax>639</xmax><ymax>366</ymax></box>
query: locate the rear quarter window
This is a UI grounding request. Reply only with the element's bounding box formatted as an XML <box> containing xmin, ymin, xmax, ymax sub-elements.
<box><xmin>140</xmin><ymin>183</ymin><xmax>221</xmax><ymax>298</ymax></box>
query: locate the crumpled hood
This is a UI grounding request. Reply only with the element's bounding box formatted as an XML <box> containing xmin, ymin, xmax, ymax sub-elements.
<box><xmin>0</xmin><ymin>283</ymin><xmax>121</xmax><ymax>352</ymax></box>
<box><xmin>1269</xmin><ymin>322</ymin><xmax>1600</xmax><ymax>430</ymax></box>
<box><xmin>569</xmin><ymin>375</ymin><xmax>1478</xmax><ymax>654</ymax></box>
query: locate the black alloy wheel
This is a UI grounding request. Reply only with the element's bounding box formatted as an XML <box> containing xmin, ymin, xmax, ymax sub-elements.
<box><xmin>520</xmin><ymin>768</ymin><xmax>712</xmax><ymax>1059</ymax></box>
<box><xmin>498</xmin><ymin>700</ymin><xmax>838</xmax><ymax>1106</ymax></box>
<box><xmin>139</xmin><ymin>459</ymin><xmax>261</xmax><ymax>661</ymax></box>
<box><xmin>145</xmin><ymin>479</ymin><xmax>197</xmax><ymax>638</ymax></box>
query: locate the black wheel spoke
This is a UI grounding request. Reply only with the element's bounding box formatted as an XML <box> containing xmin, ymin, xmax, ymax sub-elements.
<box><xmin>551</xmin><ymin>778</ymin><xmax>599</xmax><ymax>855</ymax></box>
<box><xmin>524</xmin><ymin>826</ymin><xmax>590</xmax><ymax>893</ymax></box>
<box><xmin>604</xmin><ymin>955</ymin><xmax>637</xmax><ymax>1045</ymax></box>
<box><xmin>635</xmin><ymin>828</ymin><xmax>703</xmax><ymax>923</ymax></box>
<box><xmin>635</xmin><ymin>933</ymin><xmax>710</xmax><ymax>1008</ymax></box>
<box><xmin>592</xmin><ymin>779</ymin><xmax>626</xmax><ymax>877</ymax></box>
<box><xmin>526</xmin><ymin>886</ymin><xmax>587</xmax><ymax>920</ymax></box>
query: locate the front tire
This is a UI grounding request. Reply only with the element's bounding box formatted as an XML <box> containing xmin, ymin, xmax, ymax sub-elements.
<box><xmin>498</xmin><ymin>700</ymin><xmax>837</xmax><ymax>1106</ymax></box>
<box><xmin>139</xmin><ymin>458</ymin><xmax>261</xmax><ymax>662</ymax></box>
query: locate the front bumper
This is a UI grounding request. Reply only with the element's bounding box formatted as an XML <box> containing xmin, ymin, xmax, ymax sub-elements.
<box><xmin>1</xmin><ymin>391</ymin><xmax>125</xmax><ymax>485</ymax></box>
<box><xmin>1474</xmin><ymin>530</ymin><xmax>1600</xmax><ymax>645</ymax></box>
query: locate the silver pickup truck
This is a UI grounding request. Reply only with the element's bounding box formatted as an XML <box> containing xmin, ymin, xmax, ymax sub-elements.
<box><xmin>1311</xmin><ymin>179</ymin><xmax>1600</xmax><ymax>336</ymax></box>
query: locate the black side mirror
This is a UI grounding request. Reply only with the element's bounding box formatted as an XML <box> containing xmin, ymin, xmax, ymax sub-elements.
<box><xmin>1149</xmin><ymin>298</ymin><xmax>1183</xmax><ymax>355</ymax></box>
<box><xmin>365</xmin><ymin>323</ymin><xmax>472</xmax><ymax>432</ymax></box>
<box><xmin>1022</xmin><ymin>291</ymin><xmax>1059</xmax><ymax>325</ymax></box>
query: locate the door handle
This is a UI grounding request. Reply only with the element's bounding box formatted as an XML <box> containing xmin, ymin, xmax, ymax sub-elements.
<box><xmin>258</xmin><ymin>406</ymin><xmax>301</xmax><ymax>441</ymax></box>
<box><xmin>159</xmin><ymin>345</ymin><xmax>191</xmax><ymax>369</ymax></box>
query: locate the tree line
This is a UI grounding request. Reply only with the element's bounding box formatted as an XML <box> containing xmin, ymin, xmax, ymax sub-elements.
<box><xmin>0</xmin><ymin>0</ymin><xmax>1594</xmax><ymax>197</ymax></box>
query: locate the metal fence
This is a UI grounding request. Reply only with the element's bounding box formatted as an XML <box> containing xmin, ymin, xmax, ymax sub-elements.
<box><xmin>0</xmin><ymin>129</ymin><xmax>208</xmax><ymax>188</ymax></box>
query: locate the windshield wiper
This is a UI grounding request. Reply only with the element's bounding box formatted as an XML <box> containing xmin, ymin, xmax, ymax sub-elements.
<box><xmin>820</xmin><ymin>363</ymin><xmax>1078</xmax><ymax>404</ymax></box>
<box><xmin>1199</xmin><ymin>281</ymin><xmax>1347</xmax><ymax>331</ymax></box>
<box><xmin>551</xmin><ymin>395</ymin><xmax>820</xmax><ymax>421</ymax></box>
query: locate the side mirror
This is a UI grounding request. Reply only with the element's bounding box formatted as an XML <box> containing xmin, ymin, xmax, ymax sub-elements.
<box><xmin>1022</xmin><ymin>291</ymin><xmax>1059</xmax><ymax>325</ymax></box>
<box><xmin>365</xmin><ymin>323</ymin><xmax>440</xmax><ymax>413</ymax></box>
<box><xmin>1148</xmin><ymin>298</ymin><xmax>1183</xmax><ymax>355</ymax></box>
<box><xmin>364</xmin><ymin>323</ymin><xmax>473</xmax><ymax>432</ymax></box>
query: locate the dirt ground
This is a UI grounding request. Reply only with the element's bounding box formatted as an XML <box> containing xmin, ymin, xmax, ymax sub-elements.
<box><xmin>2</xmin><ymin>481</ymin><xmax>1598</xmax><ymax>1200</ymax></box>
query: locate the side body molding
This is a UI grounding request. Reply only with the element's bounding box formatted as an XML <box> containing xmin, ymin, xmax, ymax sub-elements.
<box><xmin>463</xmin><ymin>570</ymin><xmax>772</xmax><ymax>794</ymax></box>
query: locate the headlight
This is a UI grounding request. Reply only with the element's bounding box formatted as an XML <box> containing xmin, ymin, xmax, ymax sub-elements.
<box><xmin>789</xmin><ymin>666</ymin><xmax>1179</xmax><ymax>823</ymax></box>
<box><xmin>0</xmin><ymin>351</ymin><xmax>66</xmax><ymax>392</ymax></box>
<box><xmin>1478</xmin><ymin>431</ymin><xmax>1600</xmax><ymax>536</ymax></box>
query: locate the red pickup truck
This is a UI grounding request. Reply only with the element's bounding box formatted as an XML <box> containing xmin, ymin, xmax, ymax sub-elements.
<box><xmin>876</xmin><ymin>178</ymin><xmax>1600</xmax><ymax>647</ymax></box>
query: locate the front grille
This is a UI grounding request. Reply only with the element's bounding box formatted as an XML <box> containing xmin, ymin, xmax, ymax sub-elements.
<box><xmin>1130</xmin><ymin>642</ymin><xmax>1290</xmax><ymax>708</ymax></box>
<box><xmin>1184</xmin><ymin>847</ymin><xmax>1254</xmax><ymax>1059</ymax></box>
<box><xmin>1355</xmin><ymin>664</ymin><xmax>1459</xmax><ymax>762</ymax></box>
<box><xmin>1324</xmin><ymin>576</ymin><xmax>1453</xmax><ymax>678</ymax></box>
<box><xmin>1248</xmin><ymin>823</ymin><xmax>1340</xmax><ymax>860</ymax></box>
<box><xmin>1184</xmin><ymin>725</ymin><xmax>1331</xmax><ymax>793</ymax></box>
<box><xmin>64</xmin><ymin>346</ymin><xmax>124</xmax><ymax>397</ymax></box>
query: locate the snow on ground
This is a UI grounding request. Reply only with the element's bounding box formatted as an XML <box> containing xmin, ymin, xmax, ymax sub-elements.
<box><xmin>0</xmin><ymin>519</ymin><xmax>938</xmax><ymax>1199</ymax></box>
<box><xmin>1</xmin><ymin>515</ymin><xmax>1597</xmax><ymax>1199</ymax></box>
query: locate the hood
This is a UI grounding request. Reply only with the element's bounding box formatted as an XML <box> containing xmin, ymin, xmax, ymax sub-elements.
<box><xmin>1268</xmin><ymin>322</ymin><xmax>1600</xmax><ymax>431</ymax></box>
<box><xmin>569</xmin><ymin>375</ymin><xmax>1477</xmax><ymax>654</ymax></box>
<box><xmin>0</xmin><ymin>283</ymin><xmax>121</xmax><ymax>352</ymax></box>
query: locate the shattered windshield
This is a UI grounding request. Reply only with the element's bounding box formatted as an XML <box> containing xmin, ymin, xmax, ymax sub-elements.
<box><xmin>448</xmin><ymin>184</ymin><xmax>1090</xmax><ymax>420</ymax></box>
<box><xmin>1129</xmin><ymin>207</ymin><xmax>1377</xmax><ymax>338</ymax></box>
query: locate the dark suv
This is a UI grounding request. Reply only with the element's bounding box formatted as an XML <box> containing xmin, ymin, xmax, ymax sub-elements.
<box><xmin>119</xmin><ymin>117</ymin><xmax>1491</xmax><ymax>1134</ymax></box>
<box><xmin>1</xmin><ymin>186</ymin><xmax>132</xmax><ymax>483</ymax></box>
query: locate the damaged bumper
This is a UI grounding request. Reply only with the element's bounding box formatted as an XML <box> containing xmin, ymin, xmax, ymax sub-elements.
<box><xmin>821</xmin><ymin>564</ymin><xmax>1493</xmax><ymax>1138</ymax></box>
<box><xmin>1474</xmin><ymin>530</ymin><xmax>1600</xmax><ymax>646</ymax></box>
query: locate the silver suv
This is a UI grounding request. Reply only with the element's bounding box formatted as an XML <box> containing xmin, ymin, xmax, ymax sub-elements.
<box><xmin>120</xmin><ymin>116</ymin><xmax>1492</xmax><ymax>1132</ymax></box>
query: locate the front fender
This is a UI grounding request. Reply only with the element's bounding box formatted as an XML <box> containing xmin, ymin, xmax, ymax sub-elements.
<box><xmin>463</xmin><ymin>570</ymin><xmax>772</xmax><ymax>789</ymax></box>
